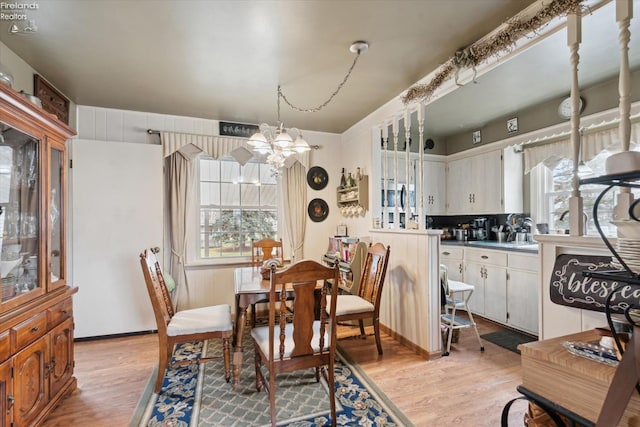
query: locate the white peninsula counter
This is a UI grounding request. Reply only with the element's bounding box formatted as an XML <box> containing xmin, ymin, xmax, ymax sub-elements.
<box><xmin>368</xmin><ymin>229</ymin><xmax>442</xmax><ymax>358</ymax></box>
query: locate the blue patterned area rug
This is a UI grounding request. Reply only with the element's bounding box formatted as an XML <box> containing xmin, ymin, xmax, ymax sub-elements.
<box><xmin>130</xmin><ymin>338</ymin><xmax>413</xmax><ymax>427</ymax></box>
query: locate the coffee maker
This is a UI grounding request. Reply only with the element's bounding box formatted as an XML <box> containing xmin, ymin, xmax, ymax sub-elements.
<box><xmin>473</xmin><ymin>218</ymin><xmax>487</xmax><ymax>240</ymax></box>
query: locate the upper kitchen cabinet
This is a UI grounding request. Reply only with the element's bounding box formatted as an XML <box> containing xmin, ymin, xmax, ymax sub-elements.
<box><xmin>0</xmin><ymin>82</ymin><xmax>77</xmax><ymax>426</ymax></box>
<box><xmin>446</xmin><ymin>146</ymin><xmax>523</xmax><ymax>215</ymax></box>
<box><xmin>423</xmin><ymin>158</ymin><xmax>446</xmax><ymax>215</ymax></box>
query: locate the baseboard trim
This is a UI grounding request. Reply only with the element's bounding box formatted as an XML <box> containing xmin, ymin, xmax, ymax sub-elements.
<box><xmin>379</xmin><ymin>323</ymin><xmax>430</xmax><ymax>359</ymax></box>
<box><xmin>75</xmin><ymin>330</ymin><xmax>157</xmax><ymax>342</ymax></box>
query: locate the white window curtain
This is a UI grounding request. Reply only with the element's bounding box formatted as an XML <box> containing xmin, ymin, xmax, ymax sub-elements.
<box><xmin>523</xmin><ymin>116</ymin><xmax>640</xmax><ymax>173</ymax></box>
<box><xmin>282</xmin><ymin>162</ymin><xmax>307</xmax><ymax>262</ymax></box>
<box><xmin>159</xmin><ymin>131</ymin><xmax>310</xmax><ymax>304</ymax></box>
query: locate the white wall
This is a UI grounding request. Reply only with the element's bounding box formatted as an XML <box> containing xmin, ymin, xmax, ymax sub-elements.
<box><xmin>75</xmin><ymin>105</ymin><xmax>342</xmax><ymax>313</ymax></box>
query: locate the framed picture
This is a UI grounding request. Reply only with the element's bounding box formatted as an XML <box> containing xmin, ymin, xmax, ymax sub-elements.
<box><xmin>472</xmin><ymin>130</ymin><xmax>482</xmax><ymax>144</ymax></box>
<box><xmin>507</xmin><ymin>117</ymin><xmax>518</xmax><ymax>134</ymax></box>
<box><xmin>336</xmin><ymin>224</ymin><xmax>347</xmax><ymax>236</ymax></box>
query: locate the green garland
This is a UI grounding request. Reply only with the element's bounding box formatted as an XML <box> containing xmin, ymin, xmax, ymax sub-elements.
<box><xmin>402</xmin><ymin>0</ymin><xmax>584</xmax><ymax>105</ymax></box>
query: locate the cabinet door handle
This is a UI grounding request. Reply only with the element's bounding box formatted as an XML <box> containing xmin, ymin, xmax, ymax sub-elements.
<box><xmin>7</xmin><ymin>394</ymin><xmax>14</xmax><ymax>411</ymax></box>
<box><xmin>469</xmin><ymin>194</ymin><xmax>473</xmax><ymax>203</ymax></box>
<box><xmin>30</xmin><ymin>326</ymin><xmax>39</xmax><ymax>333</ymax></box>
<box><xmin>61</xmin><ymin>309</ymin><xmax>68</xmax><ymax>314</ymax></box>
<box><xmin>442</xmin><ymin>251</ymin><xmax>450</xmax><ymax>255</ymax></box>
<box><xmin>481</xmin><ymin>255</ymin><xmax>488</xmax><ymax>259</ymax></box>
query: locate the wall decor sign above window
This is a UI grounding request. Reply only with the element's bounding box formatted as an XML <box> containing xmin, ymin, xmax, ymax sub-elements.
<box><xmin>308</xmin><ymin>198</ymin><xmax>329</xmax><ymax>222</ymax></box>
<box><xmin>219</xmin><ymin>121</ymin><xmax>259</xmax><ymax>138</ymax></box>
<box><xmin>307</xmin><ymin>166</ymin><xmax>328</xmax><ymax>190</ymax></box>
<box><xmin>507</xmin><ymin>117</ymin><xmax>518</xmax><ymax>134</ymax></box>
<box><xmin>472</xmin><ymin>130</ymin><xmax>482</xmax><ymax>144</ymax></box>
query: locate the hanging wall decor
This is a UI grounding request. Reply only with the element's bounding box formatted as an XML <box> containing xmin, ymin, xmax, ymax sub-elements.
<box><xmin>307</xmin><ymin>166</ymin><xmax>329</xmax><ymax>190</ymax></box>
<box><xmin>308</xmin><ymin>198</ymin><xmax>329</xmax><ymax>222</ymax></box>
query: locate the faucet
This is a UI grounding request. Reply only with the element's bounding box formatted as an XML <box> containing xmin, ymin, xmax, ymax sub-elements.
<box><xmin>559</xmin><ymin>210</ymin><xmax>588</xmax><ymax>235</ymax></box>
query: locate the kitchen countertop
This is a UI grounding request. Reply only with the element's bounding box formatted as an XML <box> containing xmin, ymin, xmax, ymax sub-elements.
<box><xmin>441</xmin><ymin>240</ymin><xmax>539</xmax><ymax>253</ymax></box>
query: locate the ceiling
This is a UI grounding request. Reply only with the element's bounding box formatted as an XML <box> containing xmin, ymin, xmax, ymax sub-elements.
<box><xmin>423</xmin><ymin>0</ymin><xmax>640</xmax><ymax>137</ymax></box>
<box><xmin>0</xmin><ymin>0</ymin><xmax>538</xmax><ymax>134</ymax></box>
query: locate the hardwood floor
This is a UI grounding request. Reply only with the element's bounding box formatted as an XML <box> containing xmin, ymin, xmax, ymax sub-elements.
<box><xmin>42</xmin><ymin>317</ymin><xmax>529</xmax><ymax>426</ymax></box>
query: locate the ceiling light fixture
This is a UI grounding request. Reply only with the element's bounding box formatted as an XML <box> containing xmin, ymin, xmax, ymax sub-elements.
<box><xmin>248</xmin><ymin>40</ymin><xmax>368</xmax><ymax>175</ymax></box>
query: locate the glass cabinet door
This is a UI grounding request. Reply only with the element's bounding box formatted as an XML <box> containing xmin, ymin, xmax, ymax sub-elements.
<box><xmin>0</xmin><ymin>123</ymin><xmax>40</xmax><ymax>303</ymax></box>
<box><xmin>50</xmin><ymin>148</ymin><xmax>63</xmax><ymax>288</ymax></box>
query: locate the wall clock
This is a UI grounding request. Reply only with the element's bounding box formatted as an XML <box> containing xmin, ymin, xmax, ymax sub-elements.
<box><xmin>558</xmin><ymin>96</ymin><xmax>585</xmax><ymax>120</ymax></box>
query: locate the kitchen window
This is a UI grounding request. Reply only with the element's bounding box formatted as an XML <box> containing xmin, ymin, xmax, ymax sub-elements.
<box><xmin>198</xmin><ymin>156</ymin><xmax>278</xmax><ymax>259</ymax></box>
<box><xmin>534</xmin><ymin>146</ymin><xmax>640</xmax><ymax>237</ymax></box>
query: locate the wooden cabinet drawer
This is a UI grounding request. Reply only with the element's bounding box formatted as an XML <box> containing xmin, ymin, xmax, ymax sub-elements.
<box><xmin>48</xmin><ymin>298</ymin><xmax>73</xmax><ymax>328</ymax></box>
<box><xmin>508</xmin><ymin>253</ymin><xmax>538</xmax><ymax>272</ymax></box>
<box><xmin>0</xmin><ymin>330</ymin><xmax>9</xmax><ymax>363</ymax></box>
<box><xmin>440</xmin><ymin>246</ymin><xmax>464</xmax><ymax>260</ymax></box>
<box><xmin>11</xmin><ymin>312</ymin><xmax>47</xmax><ymax>353</ymax></box>
<box><xmin>465</xmin><ymin>248</ymin><xmax>507</xmax><ymax>267</ymax></box>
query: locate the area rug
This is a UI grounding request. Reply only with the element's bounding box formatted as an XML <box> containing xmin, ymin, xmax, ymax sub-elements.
<box><xmin>130</xmin><ymin>337</ymin><xmax>413</xmax><ymax>426</ymax></box>
<box><xmin>481</xmin><ymin>329</ymin><xmax>537</xmax><ymax>354</ymax></box>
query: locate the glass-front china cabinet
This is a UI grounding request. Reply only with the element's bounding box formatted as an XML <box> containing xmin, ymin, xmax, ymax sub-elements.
<box><xmin>0</xmin><ymin>83</ymin><xmax>76</xmax><ymax>426</ymax></box>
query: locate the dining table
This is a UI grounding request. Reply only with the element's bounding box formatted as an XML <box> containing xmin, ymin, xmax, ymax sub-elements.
<box><xmin>232</xmin><ymin>265</ymin><xmax>323</xmax><ymax>386</ymax></box>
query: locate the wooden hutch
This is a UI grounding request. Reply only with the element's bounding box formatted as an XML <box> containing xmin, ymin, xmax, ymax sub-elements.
<box><xmin>0</xmin><ymin>83</ymin><xmax>76</xmax><ymax>426</ymax></box>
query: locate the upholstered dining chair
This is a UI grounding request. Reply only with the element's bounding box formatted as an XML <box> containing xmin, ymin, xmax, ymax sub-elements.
<box><xmin>251</xmin><ymin>259</ymin><xmax>340</xmax><ymax>427</ymax></box>
<box><xmin>139</xmin><ymin>247</ymin><xmax>232</xmax><ymax>393</ymax></box>
<box><xmin>250</xmin><ymin>238</ymin><xmax>285</xmax><ymax>326</ymax></box>
<box><xmin>330</xmin><ymin>243</ymin><xmax>390</xmax><ymax>355</ymax></box>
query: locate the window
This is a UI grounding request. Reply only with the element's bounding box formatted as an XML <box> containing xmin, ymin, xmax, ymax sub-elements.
<box><xmin>198</xmin><ymin>156</ymin><xmax>278</xmax><ymax>259</ymax></box>
<box><xmin>534</xmin><ymin>146</ymin><xmax>640</xmax><ymax>237</ymax></box>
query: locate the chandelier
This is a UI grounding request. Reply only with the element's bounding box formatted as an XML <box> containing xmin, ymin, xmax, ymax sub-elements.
<box><xmin>248</xmin><ymin>41</ymin><xmax>369</xmax><ymax>175</ymax></box>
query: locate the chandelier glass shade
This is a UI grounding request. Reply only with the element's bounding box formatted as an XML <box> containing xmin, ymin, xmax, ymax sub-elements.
<box><xmin>248</xmin><ymin>123</ymin><xmax>310</xmax><ymax>173</ymax></box>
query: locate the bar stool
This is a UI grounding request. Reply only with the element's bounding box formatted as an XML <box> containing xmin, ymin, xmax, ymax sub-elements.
<box><xmin>440</xmin><ymin>265</ymin><xmax>484</xmax><ymax>356</ymax></box>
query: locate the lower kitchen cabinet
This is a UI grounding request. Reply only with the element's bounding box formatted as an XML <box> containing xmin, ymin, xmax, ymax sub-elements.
<box><xmin>442</xmin><ymin>245</ymin><xmax>539</xmax><ymax>335</ymax></box>
<box><xmin>506</xmin><ymin>253</ymin><xmax>539</xmax><ymax>335</ymax></box>
<box><xmin>440</xmin><ymin>246</ymin><xmax>464</xmax><ymax>282</ymax></box>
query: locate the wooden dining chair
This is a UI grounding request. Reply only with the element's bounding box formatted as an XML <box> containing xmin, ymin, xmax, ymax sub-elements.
<box><xmin>251</xmin><ymin>259</ymin><xmax>340</xmax><ymax>427</ymax></box>
<box><xmin>251</xmin><ymin>237</ymin><xmax>284</xmax><ymax>266</ymax></box>
<box><xmin>250</xmin><ymin>238</ymin><xmax>285</xmax><ymax>326</ymax></box>
<box><xmin>331</xmin><ymin>243</ymin><xmax>391</xmax><ymax>355</ymax></box>
<box><xmin>139</xmin><ymin>247</ymin><xmax>232</xmax><ymax>392</ymax></box>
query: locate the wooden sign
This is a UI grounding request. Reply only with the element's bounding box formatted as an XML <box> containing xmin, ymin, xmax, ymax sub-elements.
<box><xmin>549</xmin><ymin>254</ymin><xmax>640</xmax><ymax>313</ymax></box>
<box><xmin>219</xmin><ymin>121</ymin><xmax>258</xmax><ymax>138</ymax></box>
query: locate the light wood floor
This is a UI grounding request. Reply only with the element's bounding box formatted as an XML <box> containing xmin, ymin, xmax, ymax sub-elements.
<box><xmin>42</xmin><ymin>317</ymin><xmax>530</xmax><ymax>427</ymax></box>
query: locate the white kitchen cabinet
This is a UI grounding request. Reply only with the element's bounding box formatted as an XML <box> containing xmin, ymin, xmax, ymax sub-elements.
<box><xmin>464</xmin><ymin>248</ymin><xmax>507</xmax><ymax>320</ymax></box>
<box><xmin>441</xmin><ymin>244</ymin><xmax>539</xmax><ymax>334</ymax></box>
<box><xmin>446</xmin><ymin>147</ymin><xmax>522</xmax><ymax>215</ymax></box>
<box><xmin>423</xmin><ymin>159</ymin><xmax>446</xmax><ymax>215</ymax></box>
<box><xmin>446</xmin><ymin>155</ymin><xmax>473</xmax><ymax>214</ymax></box>
<box><xmin>463</xmin><ymin>261</ymin><xmax>486</xmax><ymax>314</ymax></box>
<box><xmin>507</xmin><ymin>253</ymin><xmax>539</xmax><ymax>335</ymax></box>
<box><xmin>440</xmin><ymin>246</ymin><xmax>464</xmax><ymax>282</ymax></box>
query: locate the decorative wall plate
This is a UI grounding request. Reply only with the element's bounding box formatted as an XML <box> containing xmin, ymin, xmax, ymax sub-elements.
<box><xmin>308</xmin><ymin>198</ymin><xmax>329</xmax><ymax>222</ymax></box>
<box><xmin>307</xmin><ymin>166</ymin><xmax>328</xmax><ymax>190</ymax></box>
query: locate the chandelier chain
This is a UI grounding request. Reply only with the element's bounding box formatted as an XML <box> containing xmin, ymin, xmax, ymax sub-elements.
<box><xmin>278</xmin><ymin>51</ymin><xmax>362</xmax><ymax>115</ymax></box>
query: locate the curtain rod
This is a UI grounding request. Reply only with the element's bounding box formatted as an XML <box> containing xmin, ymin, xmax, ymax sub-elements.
<box><xmin>146</xmin><ymin>128</ymin><xmax>321</xmax><ymax>149</ymax></box>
